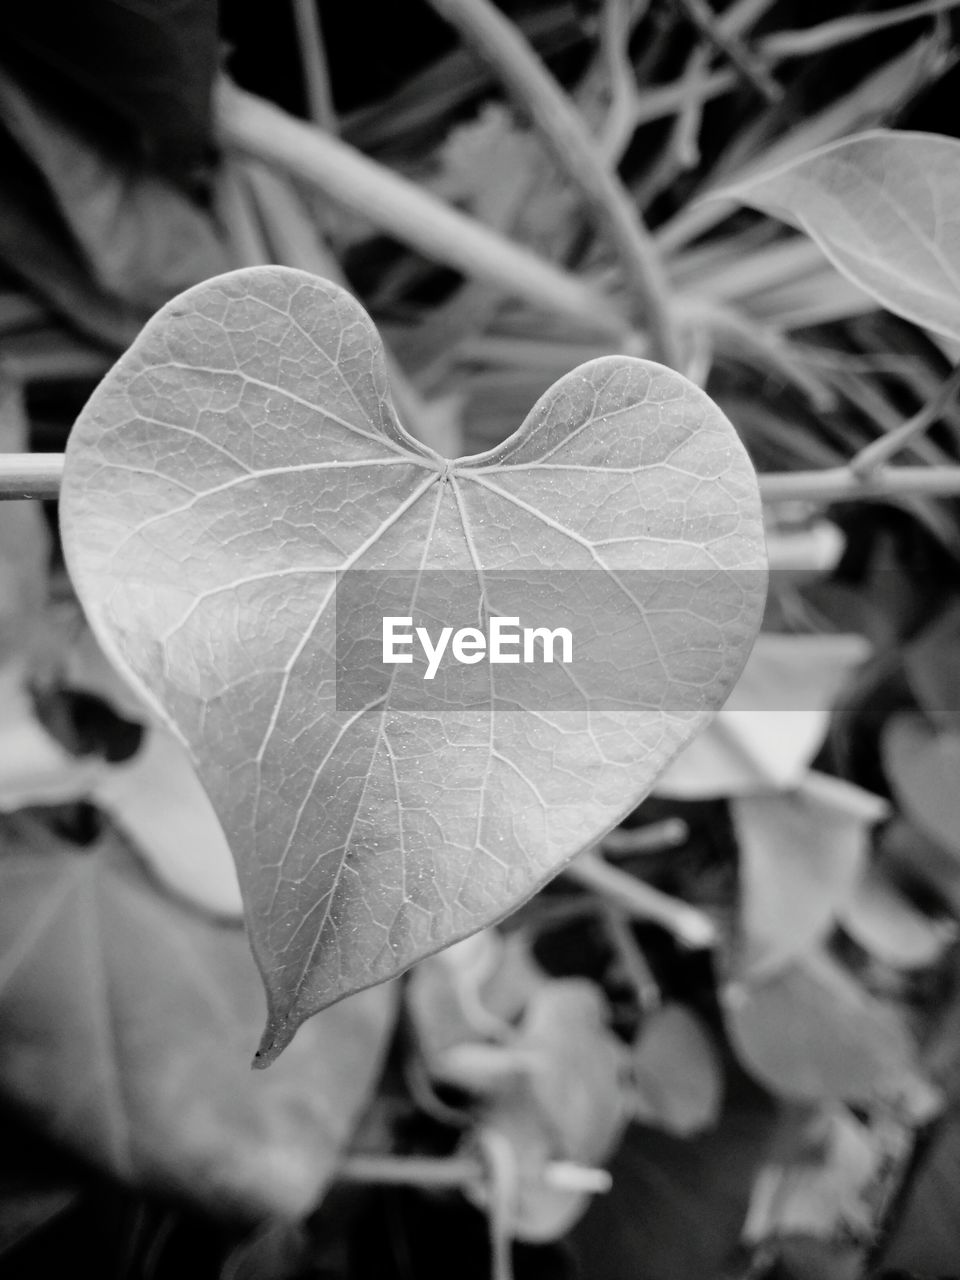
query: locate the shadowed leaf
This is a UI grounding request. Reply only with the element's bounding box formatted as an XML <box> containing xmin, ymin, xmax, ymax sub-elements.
<box><xmin>0</xmin><ymin>814</ymin><xmax>397</xmax><ymax>1222</ymax></box>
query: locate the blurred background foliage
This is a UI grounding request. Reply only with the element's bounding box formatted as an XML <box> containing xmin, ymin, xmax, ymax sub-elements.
<box><xmin>4</xmin><ymin>3</ymin><xmax>960</xmax><ymax>1278</ymax></box>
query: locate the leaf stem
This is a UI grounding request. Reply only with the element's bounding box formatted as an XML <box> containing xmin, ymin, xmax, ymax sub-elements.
<box><xmin>338</xmin><ymin>1153</ymin><xmax>612</xmax><ymax>1193</ymax></box>
<box><xmin>567</xmin><ymin>849</ymin><xmax>717</xmax><ymax>948</ymax></box>
<box><xmin>424</xmin><ymin>0</ymin><xmax>682</xmax><ymax>368</ymax></box>
<box><xmin>759</xmin><ymin>465</ymin><xmax>960</xmax><ymax>503</ymax></box>
<box><xmin>216</xmin><ymin>79</ymin><xmax>626</xmax><ymax>340</ymax></box>
<box><xmin>8</xmin><ymin>454</ymin><xmax>960</xmax><ymax>506</ymax></box>
<box><xmin>849</xmin><ymin>360</ymin><xmax>960</xmax><ymax>478</ymax></box>
<box><xmin>0</xmin><ymin>453</ymin><xmax>63</xmax><ymax>499</ymax></box>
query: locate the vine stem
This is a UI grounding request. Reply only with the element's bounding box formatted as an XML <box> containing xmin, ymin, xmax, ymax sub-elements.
<box><xmin>0</xmin><ymin>453</ymin><xmax>63</xmax><ymax>499</ymax></box>
<box><xmin>567</xmin><ymin>849</ymin><xmax>717</xmax><ymax>948</ymax></box>
<box><xmin>6</xmin><ymin>455</ymin><xmax>960</xmax><ymax>506</ymax></box>
<box><xmin>217</xmin><ymin>79</ymin><xmax>625</xmax><ymax>340</ymax></box>
<box><xmin>424</xmin><ymin>0</ymin><xmax>682</xmax><ymax>369</ymax></box>
<box><xmin>339</xmin><ymin>1153</ymin><xmax>612</xmax><ymax>1194</ymax></box>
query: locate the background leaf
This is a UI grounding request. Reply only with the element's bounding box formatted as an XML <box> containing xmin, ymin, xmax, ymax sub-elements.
<box><xmin>723</xmin><ymin>950</ymin><xmax>920</xmax><ymax>1104</ymax></box>
<box><xmin>715</xmin><ymin>130</ymin><xmax>960</xmax><ymax>341</ymax></box>
<box><xmin>733</xmin><ymin>773</ymin><xmax>886</xmax><ymax>978</ymax></box>
<box><xmin>629</xmin><ymin>1002</ymin><xmax>724</xmax><ymax>1137</ymax></box>
<box><xmin>60</xmin><ymin>265</ymin><xmax>767</xmax><ymax>1062</ymax></box>
<box><xmin>0</xmin><ymin>814</ymin><xmax>397</xmax><ymax>1222</ymax></box>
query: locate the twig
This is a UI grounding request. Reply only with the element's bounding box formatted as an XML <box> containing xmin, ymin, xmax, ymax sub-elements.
<box><xmin>338</xmin><ymin>1152</ymin><xmax>611</xmax><ymax>1193</ymax></box>
<box><xmin>0</xmin><ymin>453</ymin><xmax>63</xmax><ymax>499</ymax></box>
<box><xmin>216</xmin><ymin>79</ymin><xmax>626</xmax><ymax>340</ymax></box>
<box><xmin>566</xmin><ymin>849</ymin><xmax>716</xmax><ymax>948</ymax></box>
<box><xmin>424</xmin><ymin>0</ymin><xmax>682</xmax><ymax>368</ymax></box>
<box><xmin>762</xmin><ymin>0</ymin><xmax>960</xmax><ymax>59</ymax></box>
<box><xmin>849</xmin><ymin>360</ymin><xmax>960</xmax><ymax>478</ymax></box>
<box><xmin>290</xmin><ymin>0</ymin><xmax>338</xmax><ymax>132</ymax></box>
<box><xmin>596</xmin><ymin>0</ymin><xmax>651</xmax><ymax>162</ymax></box>
<box><xmin>674</xmin><ymin>0</ymin><xmax>782</xmax><ymax>103</ymax></box>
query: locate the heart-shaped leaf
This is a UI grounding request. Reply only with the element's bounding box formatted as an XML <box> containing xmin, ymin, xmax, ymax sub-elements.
<box><xmin>60</xmin><ymin>266</ymin><xmax>766</xmax><ymax>1062</ymax></box>
<box><xmin>715</xmin><ymin>130</ymin><xmax>960</xmax><ymax>341</ymax></box>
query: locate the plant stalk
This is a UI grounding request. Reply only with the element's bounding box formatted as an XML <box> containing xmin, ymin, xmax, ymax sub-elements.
<box><xmin>7</xmin><ymin>455</ymin><xmax>960</xmax><ymax>506</ymax></box>
<box><xmin>0</xmin><ymin>454</ymin><xmax>64</xmax><ymax>499</ymax></box>
<box><xmin>424</xmin><ymin>0</ymin><xmax>682</xmax><ymax>368</ymax></box>
<box><xmin>216</xmin><ymin>79</ymin><xmax>626</xmax><ymax>340</ymax></box>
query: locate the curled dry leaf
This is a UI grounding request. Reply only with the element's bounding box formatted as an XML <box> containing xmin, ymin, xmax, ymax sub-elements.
<box><xmin>60</xmin><ymin>265</ymin><xmax>766</xmax><ymax>1062</ymax></box>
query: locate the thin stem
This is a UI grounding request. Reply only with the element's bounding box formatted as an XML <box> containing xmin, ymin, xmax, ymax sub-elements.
<box><xmin>338</xmin><ymin>1153</ymin><xmax>612</xmax><ymax>1193</ymax></box>
<box><xmin>0</xmin><ymin>453</ymin><xmax>64</xmax><ymax>500</ymax></box>
<box><xmin>217</xmin><ymin>79</ymin><xmax>626</xmax><ymax>340</ymax></box>
<box><xmin>566</xmin><ymin>849</ymin><xmax>716</xmax><ymax>948</ymax></box>
<box><xmin>424</xmin><ymin>0</ymin><xmax>682</xmax><ymax>368</ymax></box>
<box><xmin>849</xmin><ymin>360</ymin><xmax>960</xmax><ymax>478</ymax></box>
<box><xmin>8</xmin><ymin>454</ymin><xmax>960</xmax><ymax>506</ymax></box>
<box><xmin>674</xmin><ymin>0</ymin><xmax>782</xmax><ymax>103</ymax></box>
<box><xmin>290</xmin><ymin>0</ymin><xmax>338</xmax><ymax>132</ymax></box>
<box><xmin>602</xmin><ymin>906</ymin><xmax>661</xmax><ymax>1016</ymax></box>
<box><xmin>759</xmin><ymin>465</ymin><xmax>960</xmax><ymax>504</ymax></box>
<box><xmin>602</xmin><ymin>817</ymin><xmax>689</xmax><ymax>856</ymax></box>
